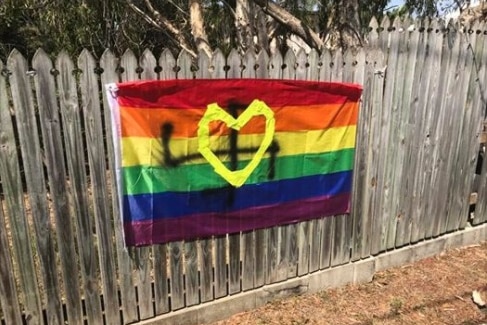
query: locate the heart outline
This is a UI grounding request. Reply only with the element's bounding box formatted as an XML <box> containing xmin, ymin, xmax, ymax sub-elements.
<box><xmin>197</xmin><ymin>99</ymin><xmax>275</xmax><ymax>187</ymax></box>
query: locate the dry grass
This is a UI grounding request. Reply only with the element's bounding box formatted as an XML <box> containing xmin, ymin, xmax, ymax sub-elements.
<box><xmin>212</xmin><ymin>242</ymin><xmax>487</xmax><ymax>325</ymax></box>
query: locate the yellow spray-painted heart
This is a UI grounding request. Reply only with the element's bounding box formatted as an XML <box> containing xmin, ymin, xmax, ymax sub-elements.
<box><xmin>197</xmin><ymin>99</ymin><xmax>275</xmax><ymax>188</ymax></box>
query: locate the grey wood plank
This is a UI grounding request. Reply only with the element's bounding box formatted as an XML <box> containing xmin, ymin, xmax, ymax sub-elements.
<box><xmin>212</xmin><ymin>49</ymin><xmax>227</xmax><ymax>79</ymax></box>
<box><xmin>435</xmin><ymin>24</ymin><xmax>464</xmax><ymax>234</ymax></box>
<box><xmin>418</xmin><ymin>20</ymin><xmax>447</xmax><ymax>239</ymax></box>
<box><xmin>242</xmin><ymin>50</ymin><xmax>256</xmax><ymax>78</ymax></box>
<box><xmin>254</xmin><ymin>228</ymin><xmax>267</xmax><ymax>287</ymax></box>
<box><xmin>366</xmin><ymin>48</ymin><xmax>386</xmax><ymax>255</ymax></box>
<box><xmin>429</xmin><ymin>22</ymin><xmax>461</xmax><ymax>237</ymax></box>
<box><xmin>350</xmin><ymin>48</ymin><xmax>369</xmax><ymax>260</ymax></box>
<box><xmin>375</xmin><ymin>17</ymin><xmax>401</xmax><ymax>252</ymax></box>
<box><xmin>227</xmin><ymin>49</ymin><xmax>241</xmax><ymax>78</ymax></box>
<box><xmin>330</xmin><ymin>214</ymin><xmax>349</xmax><ymax>266</ymax></box>
<box><xmin>451</xmin><ymin>22</ymin><xmax>484</xmax><ymax>231</ymax></box>
<box><xmin>159</xmin><ymin>49</ymin><xmax>177</xmax><ymax>80</ymax></box>
<box><xmin>408</xmin><ymin>19</ymin><xmax>433</xmax><ymax>243</ymax></box>
<box><xmin>255</xmin><ymin>50</ymin><xmax>269</xmax><ymax>79</ymax></box>
<box><xmin>240</xmin><ymin>49</ymin><xmax>256</xmax><ymax>289</ymax></box>
<box><xmin>241</xmin><ymin>50</ymin><xmax>265</xmax><ymax>293</ymax></box>
<box><xmin>308</xmin><ymin>219</ymin><xmax>321</xmax><ymax>273</ymax></box>
<box><xmin>319</xmin><ymin>49</ymin><xmax>332</xmax><ymax>82</ymax></box>
<box><xmin>169</xmin><ymin>241</ymin><xmax>184</xmax><ymax>310</ymax></box>
<box><xmin>98</xmin><ymin>49</ymin><xmax>140</xmax><ymax>323</ymax></box>
<box><xmin>198</xmin><ymin>238</ymin><xmax>214</xmax><ymax>302</ymax></box>
<box><xmin>32</xmin><ymin>49</ymin><xmax>82</xmax><ymax>325</ymax></box>
<box><xmin>307</xmin><ymin>49</ymin><xmax>320</xmax><ymax>81</ymax></box>
<box><xmin>184</xmin><ymin>239</ymin><xmax>199</xmax><ymax>306</ymax></box>
<box><xmin>394</xmin><ymin>19</ymin><xmax>421</xmax><ymax>248</ymax></box>
<box><xmin>267</xmin><ymin>51</ymin><xmax>284</xmax><ymax>284</ymax></box>
<box><xmin>6</xmin><ymin>49</ymin><xmax>45</xmax><ymax>325</ymax></box>
<box><xmin>177</xmin><ymin>50</ymin><xmax>194</xmax><ymax>79</ymax></box>
<box><xmin>319</xmin><ymin>217</ymin><xmax>333</xmax><ymax>269</ymax></box>
<box><xmin>295</xmin><ymin>49</ymin><xmax>307</xmax><ymax>80</ymax></box>
<box><xmin>120</xmin><ymin>48</ymin><xmax>154</xmax><ymax>320</ymax></box>
<box><xmin>297</xmin><ymin>219</ymin><xmax>310</xmax><ymax>276</ymax></box>
<box><xmin>242</xmin><ymin>230</ymin><xmax>255</xmax><ymax>290</ymax></box>
<box><xmin>330</xmin><ymin>50</ymin><xmax>343</xmax><ymax>82</ymax></box>
<box><xmin>381</xmin><ymin>18</ymin><xmax>409</xmax><ymax>250</ymax></box>
<box><xmin>0</xmin><ymin>59</ymin><xmax>23</xmax><ymax>325</ymax></box>
<box><xmin>58</xmin><ymin>50</ymin><xmax>104</xmax><ymax>325</ymax></box>
<box><xmin>196</xmin><ymin>50</ymin><xmax>215</xmax><ymax>303</ymax></box>
<box><xmin>170</xmin><ymin>32</ymin><xmax>199</xmax><ymax>299</ymax></box>
<box><xmin>197</xmin><ymin>50</ymin><xmax>211</xmax><ymax>79</ymax></box>
<box><xmin>268</xmin><ymin>52</ymin><xmax>283</xmax><ymax>79</ymax></box>
<box><xmin>77</xmin><ymin>49</ymin><xmax>121</xmax><ymax>325</ymax></box>
<box><xmin>474</xmin><ymin>24</ymin><xmax>487</xmax><ymax>226</ymax></box>
<box><xmin>139</xmin><ymin>48</ymin><xmax>169</xmax><ymax>317</ymax></box>
<box><xmin>266</xmin><ymin>225</ymin><xmax>280</xmax><ymax>283</ymax></box>
<box><xmin>211</xmin><ymin>49</ymin><xmax>228</xmax><ymax>299</ymax></box>
<box><xmin>267</xmin><ymin>51</ymin><xmax>285</xmax><ymax>283</ymax></box>
<box><xmin>282</xmin><ymin>50</ymin><xmax>296</xmax><ymax>80</ymax></box>
<box><xmin>445</xmin><ymin>29</ymin><xmax>474</xmax><ymax>232</ymax></box>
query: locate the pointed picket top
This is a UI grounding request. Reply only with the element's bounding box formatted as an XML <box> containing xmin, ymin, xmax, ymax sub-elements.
<box><xmin>159</xmin><ymin>49</ymin><xmax>176</xmax><ymax>80</ymax></box>
<box><xmin>99</xmin><ymin>49</ymin><xmax>119</xmax><ymax>82</ymax></box>
<box><xmin>55</xmin><ymin>51</ymin><xmax>78</xmax><ymax>106</ymax></box>
<box><xmin>32</xmin><ymin>48</ymin><xmax>52</xmax><ymax>68</ymax></box>
<box><xmin>139</xmin><ymin>48</ymin><xmax>157</xmax><ymax>80</ymax></box>
<box><xmin>7</xmin><ymin>48</ymin><xmax>28</xmax><ymax>73</ymax></box>
<box><xmin>392</xmin><ymin>16</ymin><xmax>403</xmax><ymax>31</ymax></box>
<box><xmin>282</xmin><ymin>49</ymin><xmax>296</xmax><ymax>79</ymax></box>
<box><xmin>307</xmin><ymin>49</ymin><xmax>320</xmax><ymax>81</ymax></box>
<box><xmin>268</xmin><ymin>51</ymin><xmax>283</xmax><ymax>79</ymax></box>
<box><xmin>367</xmin><ymin>17</ymin><xmax>380</xmax><ymax>48</ymax></box>
<box><xmin>369</xmin><ymin>16</ymin><xmax>379</xmax><ymax>30</ymax></box>
<box><xmin>242</xmin><ymin>49</ymin><xmax>256</xmax><ymax>78</ymax></box>
<box><xmin>319</xmin><ymin>48</ymin><xmax>333</xmax><ymax>82</ymax></box>
<box><xmin>353</xmin><ymin>47</ymin><xmax>366</xmax><ymax>85</ymax></box>
<box><xmin>255</xmin><ymin>50</ymin><xmax>269</xmax><ymax>79</ymax></box>
<box><xmin>429</xmin><ymin>18</ymin><xmax>441</xmax><ymax>33</ymax></box>
<box><xmin>177</xmin><ymin>50</ymin><xmax>193</xmax><ymax>79</ymax></box>
<box><xmin>227</xmin><ymin>48</ymin><xmax>241</xmax><ymax>78</ymax></box>
<box><xmin>380</xmin><ymin>15</ymin><xmax>391</xmax><ymax>31</ymax></box>
<box><xmin>343</xmin><ymin>50</ymin><xmax>357</xmax><ymax>83</ymax></box>
<box><xmin>120</xmin><ymin>49</ymin><xmax>138</xmax><ymax>81</ymax></box>
<box><xmin>211</xmin><ymin>48</ymin><xmax>226</xmax><ymax>79</ymax></box>
<box><xmin>295</xmin><ymin>48</ymin><xmax>307</xmax><ymax>80</ymax></box>
<box><xmin>196</xmin><ymin>49</ymin><xmax>210</xmax><ymax>79</ymax></box>
<box><xmin>78</xmin><ymin>48</ymin><xmax>97</xmax><ymax>78</ymax></box>
<box><xmin>472</xmin><ymin>19</ymin><xmax>482</xmax><ymax>34</ymax></box>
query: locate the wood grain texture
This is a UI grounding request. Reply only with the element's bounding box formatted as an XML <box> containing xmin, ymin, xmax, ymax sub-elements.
<box><xmin>0</xmin><ymin>59</ymin><xmax>23</xmax><ymax>325</ymax></box>
<box><xmin>32</xmin><ymin>49</ymin><xmax>82</xmax><ymax>325</ymax></box>
<box><xmin>78</xmin><ymin>49</ymin><xmax>121</xmax><ymax>325</ymax></box>
<box><xmin>6</xmin><ymin>49</ymin><xmax>45</xmax><ymax>325</ymax></box>
<box><xmin>99</xmin><ymin>49</ymin><xmax>140</xmax><ymax>323</ymax></box>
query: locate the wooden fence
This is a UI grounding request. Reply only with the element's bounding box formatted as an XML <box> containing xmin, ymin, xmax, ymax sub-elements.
<box><xmin>1</xmin><ymin>16</ymin><xmax>487</xmax><ymax>325</ymax></box>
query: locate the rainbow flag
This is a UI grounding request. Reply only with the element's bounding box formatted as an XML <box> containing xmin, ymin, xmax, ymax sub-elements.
<box><xmin>107</xmin><ymin>79</ymin><xmax>362</xmax><ymax>246</ymax></box>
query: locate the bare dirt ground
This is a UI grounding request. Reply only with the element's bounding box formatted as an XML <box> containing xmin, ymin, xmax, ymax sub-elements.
<box><xmin>213</xmin><ymin>242</ymin><xmax>487</xmax><ymax>325</ymax></box>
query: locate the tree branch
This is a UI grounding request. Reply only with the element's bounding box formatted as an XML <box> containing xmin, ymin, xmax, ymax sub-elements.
<box><xmin>250</xmin><ymin>0</ymin><xmax>324</xmax><ymax>51</ymax></box>
<box><xmin>125</xmin><ymin>0</ymin><xmax>197</xmax><ymax>57</ymax></box>
<box><xmin>189</xmin><ymin>0</ymin><xmax>213</xmax><ymax>58</ymax></box>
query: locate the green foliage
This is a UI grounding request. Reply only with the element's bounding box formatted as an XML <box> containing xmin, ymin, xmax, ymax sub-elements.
<box><xmin>0</xmin><ymin>0</ymin><xmax>471</xmax><ymax>60</ymax></box>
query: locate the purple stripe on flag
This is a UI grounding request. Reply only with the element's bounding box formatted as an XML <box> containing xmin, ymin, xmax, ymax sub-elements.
<box><xmin>124</xmin><ymin>192</ymin><xmax>350</xmax><ymax>246</ymax></box>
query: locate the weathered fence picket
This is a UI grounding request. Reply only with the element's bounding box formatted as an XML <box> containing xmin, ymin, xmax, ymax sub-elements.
<box><xmin>1</xmin><ymin>18</ymin><xmax>487</xmax><ymax>325</ymax></box>
<box><xmin>0</xmin><ymin>59</ymin><xmax>23</xmax><ymax>325</ymax></box>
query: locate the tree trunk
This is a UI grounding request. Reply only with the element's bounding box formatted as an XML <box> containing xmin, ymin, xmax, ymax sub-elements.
<box><xmin>189</xmin><ymin>0</ymin><xmax>212</xmax><ymax>58</ymax></box>
<box><xmin>324</xmin><ymin>0</ymin><xmax>362</xmax><ymax>49</ymax></box>
<box><xmin>235</xmin><ymin>0</ymin><xmax>254</xmax><ymax>54</ymax></box>
<box><xmin>251</xmin><ymin>0</ymin><xmax>324</xmax><ymax>51</ymax></box>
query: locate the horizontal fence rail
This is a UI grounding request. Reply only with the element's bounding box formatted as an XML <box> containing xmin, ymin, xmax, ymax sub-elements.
<box><xmin>0</xmin><ymin>16</ymin><xmax>487</xmax><ymax>325</ymax></box>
